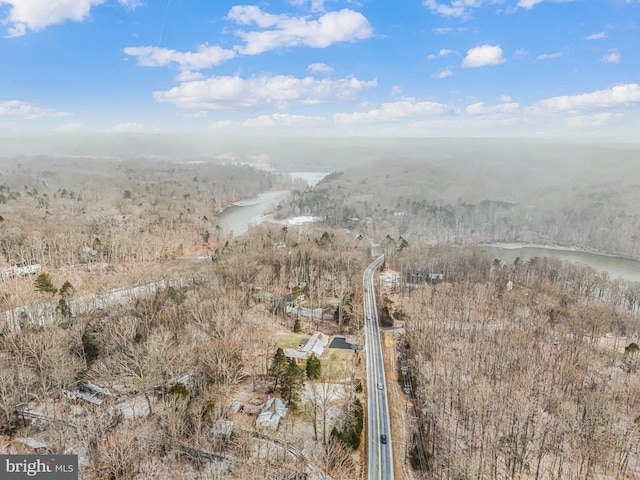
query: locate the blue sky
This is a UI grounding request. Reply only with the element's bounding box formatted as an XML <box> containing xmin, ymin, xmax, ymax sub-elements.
<box><xmin>1</xmin><ymin>0</ymin><xmax>639</xmax><ymax>138</ymax></box>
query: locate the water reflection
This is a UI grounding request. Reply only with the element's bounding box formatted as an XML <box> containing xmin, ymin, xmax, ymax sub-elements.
<box><xmin>481</xmin><ymin>244</ymin><xmax>640</xmax><ymax>283</ymax></box>
<box><xmin>219</xmin><ymin>190</ymin><xmax>289</xmax><ymax>236</ymax></box>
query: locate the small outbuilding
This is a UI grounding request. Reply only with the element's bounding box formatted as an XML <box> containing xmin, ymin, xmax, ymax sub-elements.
<box><xmin>256</xmin><ymin>396</ymin><xmax>287</xmax><ymax>430</ymax></box>
<box><xmin>62</xmin><ymin>382</ymin><xmax>111</xmax><ymax>405</ymax></box>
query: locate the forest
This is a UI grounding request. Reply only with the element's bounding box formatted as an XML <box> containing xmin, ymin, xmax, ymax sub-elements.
<box><xmin>387</xmin><ymin>244</ymin><xmax>640</xmax><ymax>479</ymax></box>
<box><xmin>1</xmin><ymin>143</ymin><xmax>639</xmax><ymax>479</ymax></box>
<box><xmin>0</xmin><ymin>156</ymin><xmax>371</xmax><ymax>479</ymax></box>
<box><xmin>0</xmin><ymin>156</ymin><xmax>283</xmax><ymax>269</ymax></box>
<box><xmin>277</xmin><ymin>140</ymin><xmax>640</xmax><ymax>261</ymax></box>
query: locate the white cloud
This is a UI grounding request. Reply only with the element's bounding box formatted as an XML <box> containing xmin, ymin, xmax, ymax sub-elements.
<box><xmin>457</xmin><ymin>85</ymin><xmax>640</xmax><ymax>134</ymax></box>
<box><xmin>125</xmin><ymin>7</ymin><xmax>372</xmax><ymax>71</ymax></box>
<box><xmin>175</xmin><ymin>71</ymin><xmax>205</xmax><ymax>82</ymax></box>
<box><xmin>229</xmin><ymin>7</ymin><xmax>373</xmax><ymax>55</ymax></box>
<box><xmin>333</xmin><ymin>99</ymin><xmax>450</xmax><ymax>124</ymax></box>
<box><xmin>210</xmin><ymin>83</ymin><xmax>640</xmax><ymax>135</ymax></box>
<box><xmin>461</xmin><ymin>45</ymin><xmax>506</xmax><ymax>68</ymax></box>
<box><xmin>466</xmin><ymin>101</ymin><xmax>520</xmax><ymax>115</ymax></box>
<box><xmin>513</xmin><ymin>49</ymin><xmax>529</xmax><ymax>59</ymax></box>
<box><xmin>177</xmin><ymin>110</ymin><xmax>208</xmax><ymax>119</ymax></box>
<box><xmin>226</xmin><ymin>5</ymin><xmax>280</xmax><ymax>28</ymax></box>
<box><xmin>423</xmin><ymin>0</ymin><xmax>484</xmax><ymax>18</ymax></box>
<box><xmin>585</xmin><ymin>31</ymin><xmax>606</xmax><ymax>40</ymax></box>
<box><xmin>210</xmin><ymin>120</ymin><xmax>234</xmax><ymax>130</ymax></box>
<box><xmin>243</xmin><ymin>113</ymin><xmax>327</xmax><ymax>128</ymax></box>
<box><xmin>517</xmin><ymin>0</ymin><xmax>574</xmax><ymax>10</ymax></box>
<box><xmin>1</xmin><ymin>0</ymin><xmax>105</xmax><ymax>36</ymax></box>
<box><xmin>390</xmin><ymin>85</ymin><xmax>403</xmax><ymax>96</ymax></box>
<box><xmin>566</xmin><ymin>112</ymin><xmax>614</xmax><ymax>127</ymax></box>
<box><xmin>211</xmin><ymin>113</ymin><xmax>327</xmax><ymax>130</ymax></box>
<box><xmin>537</xmin><ymin>52</ymin><xmax>562</xmax><ymax>60</ymax></box>
<box><xmin>288</xmin><ymin>0</ymin><xmax>326</xmax><ymax>12</ymax></box>
<box><xmin>427</xmin><ymin>49</ymin><xmax>456</xmax><ymax>60</ymax></box>
<box><xmin>602</xmin><ymin>51</ymin><xmax>621</xmax><ymax>64</ymax></box>
<box><xmin>537</xmin><ymin>83</ymin><xmax>640</xmax><ymax>112</ymax></box>
<box><xmin>153</xmin><ymin>74</ymin><xmax>378</xmax><ymax>110</ymax></box>
<box><xmin>124</xmin><ymin>45</ymin><xmax>237</xmax><ymax>71</ymax></box>
<box><xmin>432</xmin><ymin>27</ymin><xmax>468</xmax><ymax>34</ymax></box>
<box><xmin>308</xmin><ymin>62</ymin><xmax>333</xmax><ymax>73</ymax></box>
<box><xmin>0</xmin><ymin>100</ymin><xmax>69</xmax><ymax>119</ymax></box>
<box><xmin>431</xmin><ymin>69</ymin><xmax>453</xmax><ymax>78</ymax></box>
<box><xmin>517</xmin><ymin>0</ymin><xmax>544</xmax><ymax>8</ymax></box>
<box><xmin>118</xmin><ymin>0</ymin><xmax>142</xmax><ymax>10</ymax></box>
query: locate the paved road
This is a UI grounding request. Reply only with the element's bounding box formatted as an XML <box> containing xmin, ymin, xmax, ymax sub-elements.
<box><xmin>363</xmin><ymin>254</ymin><xmax>394</xmax><ymax>480</ymax></box>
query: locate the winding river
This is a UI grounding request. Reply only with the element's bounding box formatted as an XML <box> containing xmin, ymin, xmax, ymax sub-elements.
<box><xmin>218</xmin><ymin>172</ymin><xmax>329</xmax><ymax>236</ymax></box>
<box><xmin>218</xmin><ymin>190</ymin><xmax>290</xmax><ymax>237</ymax></box>
<box><xmin>217</xmin><ymin>174</ymin><xmax>640</xmax><ymax>284</ymax></box>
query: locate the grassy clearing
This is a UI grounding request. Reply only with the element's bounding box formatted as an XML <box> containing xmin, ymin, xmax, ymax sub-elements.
<box><xmin>273</xmin><ymin>332</ymin><xmax>310</xmax><ymax>349</ymax></box>
<box><xmin>273</xmin><ymin>332</ymin><xmax>359</xmax><ymax>380</ymax></box>
<box><xmin>322</xmin><ymin>348</ymin><xmax>357</xmax><ymax>380</ymax></box>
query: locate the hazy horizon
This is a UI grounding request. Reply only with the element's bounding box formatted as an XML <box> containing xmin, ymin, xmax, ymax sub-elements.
<box><xmin>2</xmin><ymin>133</ymin><xmax>639</xmax><ymax>162</ymax></box>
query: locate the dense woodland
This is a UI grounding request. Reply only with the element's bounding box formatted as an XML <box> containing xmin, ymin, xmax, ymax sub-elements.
<box><xmin>1</xmin><ymin>145</ymin><xmax>640</xmax><ymax>479</ymax></box>
<box><xmin>0</xmin><ymin>157</ymin><xmax>373</xmax><ymax>479</ymax></box>
<box><xmin>278</xmin><ymin>141</ymin><xmax>640</xmax><ymax>261</ymax></box>
<box><xmin>391</xmin><ymin>244</ymin><xmax>640</xmax><ymax>479</ymax></box>
<box><xmin>0</xmin><ymin>157</ymin><xmax>284</xmax><ymax>269</ymax></box>
<box><xmin>0</xmin><ymin>221</ymin><xmax>370</xmax><ymax>479</ymax></box>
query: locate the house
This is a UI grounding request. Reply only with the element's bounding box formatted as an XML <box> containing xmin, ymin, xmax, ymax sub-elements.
<box><xmin>256</xmin><ymin>396</ymin><xmax>287</xmax><ymax>430</ymax></box>
<box><xmin>304</xmin><ymin>331</ymin><xmax>329</xmax><ymax>357</ymax></box>
<box><xmin>380</xmin><ymin>271</ymin><xmax>400</xmax><ymax>286</ymax></box>
<box><xmin>405</xmin><ymin>269</ymin><xmax>444</xmax><ymax>284</ymax></box>
<box><xmin>62</xmin><ymin>382</ymin><xmax>111</xmax><ymax>405</ymax></box>
<box><xmin>284</xmin><ymin>294</ymin><xmax>334</xmax><ymax>321</ymax></box>
<box><xmin>285</xmin><ymin>304</ymin><xmax>333</xmax><ymax>321</ymax></box>
<box><xmin>0</xmin><ymin>262</ymin><xmax>42</xmax><ymax>280</ymax></box>
<box><xmin>283</xmin><ymin>331</ymin><xmax>329</xmax><ymax>364</ymax></box>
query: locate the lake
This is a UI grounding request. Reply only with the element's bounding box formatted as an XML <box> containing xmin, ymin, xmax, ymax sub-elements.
<box><xmin>218</xmin><ymin>190</ymin><xmax>290</xmax><ymax>237</ymax></box>
<box><xmin>219</xmin><ymin>172</ymin><xmax>329</xmax><ymax>236</ymax></box>
<box><xmin>480</xmin><ymin>243</ymin><xmax>640</xmax><ymax>283</ymax></box>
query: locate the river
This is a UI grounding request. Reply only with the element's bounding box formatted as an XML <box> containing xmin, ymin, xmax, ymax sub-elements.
<box><xmin>218</xmin><ymin>190</ymin><xmax>290</xmax><ymax>236</ymax></box>
<box><xmin>480</xmin><ymin>244</ymin><xmax>640</xmax><ymax>283</ymax></box>
<box><xmin>218</xmin><ymin>172</ymin><xmax>329</xmax><ymax>236</ymax></box>
<box><xmin>218</xmin><ymin>178</ymin><xmax>640</xmax><ymax>284</ymax></box>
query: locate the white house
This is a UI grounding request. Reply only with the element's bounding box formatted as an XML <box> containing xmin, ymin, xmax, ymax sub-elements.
<box><xmin>283</xmin><ymin>331</ymin><xmax>329</xmax><ymax>363</ymax></box>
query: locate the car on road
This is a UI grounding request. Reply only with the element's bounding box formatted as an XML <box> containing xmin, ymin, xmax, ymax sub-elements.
<box><xmin>366</xmin><ymin>315</ymin><xmax>371</xmax><ymax>321</ymax></box>
<box><xmin>377</xmin><ymin>382</ymin><xmax>383</xmax><ymax>390</ymax></box>
<box><xmin>380</xmin><ymin>434</ymin><xmax>387</xmax><ymax>444</ymax></box>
